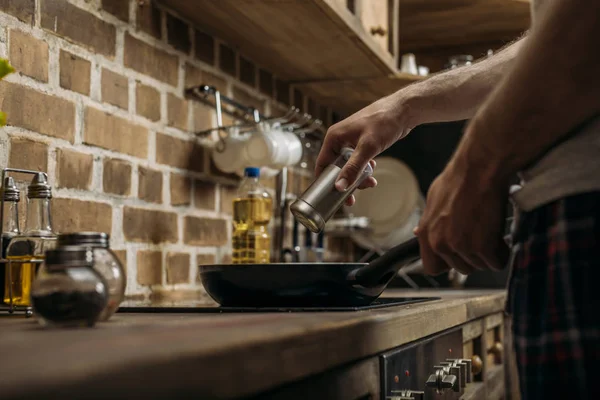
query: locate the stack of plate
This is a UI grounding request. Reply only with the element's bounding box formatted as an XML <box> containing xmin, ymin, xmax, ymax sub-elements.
<box><xmin>345</xmin><ymin>157</ymin><xmax>424</xmax><ymax>251</ymax></box>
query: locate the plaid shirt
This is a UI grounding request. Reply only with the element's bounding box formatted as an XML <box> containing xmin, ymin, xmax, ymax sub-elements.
<box><xmin>505</xmin><ymin>191</ymin><xmax>600</xmax><ymax>400</ymax></box>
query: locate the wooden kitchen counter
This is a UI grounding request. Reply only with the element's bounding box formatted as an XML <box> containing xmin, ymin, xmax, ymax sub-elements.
<box><xmin>0</xmin><ymin>289</ymin><xmax>506</xmax><ymax>400</ymax></box>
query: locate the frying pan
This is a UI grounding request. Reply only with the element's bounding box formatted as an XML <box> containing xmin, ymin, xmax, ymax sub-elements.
<box><xmin>199</xmin><ymin>237</ymin><xmax>420</xmax><ymax>307</ymax></box>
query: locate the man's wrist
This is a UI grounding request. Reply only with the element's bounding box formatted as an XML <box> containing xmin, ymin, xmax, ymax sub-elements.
<box><xmin>449</xmin><ymin>118</ymin><xmax>512</xmax><ymax>189</ymax></box>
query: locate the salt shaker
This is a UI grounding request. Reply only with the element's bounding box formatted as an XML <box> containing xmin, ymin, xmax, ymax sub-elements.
<box><xmin>290</xmin><ymin>148</ymin><xmax>373</xmax><ymax>233</ymax></box>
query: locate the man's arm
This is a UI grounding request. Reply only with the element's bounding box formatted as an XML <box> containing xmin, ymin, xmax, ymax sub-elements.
<box><xmin>316</xmin><ymin>35</ymin><xmax>527</xmax><ymax>191</ymax></box>
<box><xmin>404</xmin><ymin>35</ymin><xmax>527</xmax><ymax>126</ymax></box>
<box><xmin>451</xmin><ymin>0</ymin><xmax>600</xmax><ymax>183</ymax></box>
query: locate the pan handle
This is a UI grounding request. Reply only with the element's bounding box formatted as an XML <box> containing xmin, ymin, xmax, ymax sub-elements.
<box><xmin>353</xmin><ymin>237</ymin><xmax>421</xmax><ymax>288</ymax></box>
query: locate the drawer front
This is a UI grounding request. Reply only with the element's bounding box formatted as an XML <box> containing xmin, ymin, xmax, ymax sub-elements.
<box><xmin>357</xmin><ymin>0</ymin><xmax>391</xmax><ymax>54</ymax></box>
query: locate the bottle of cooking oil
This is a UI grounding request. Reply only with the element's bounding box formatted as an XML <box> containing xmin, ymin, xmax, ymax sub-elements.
<box><xmin>232</xmin><ymin>167</ymin><xmax>273</xmax><ymax>264</ymax></box>
<box><xmin>0</xmin><ymin>176</ymin><xmax>21</xmax><ymax>304</ymax></box>
<box><xmin>4</xmin><ymin>173</ymin><xmax>57</xmax><ymax>307</ymax></box>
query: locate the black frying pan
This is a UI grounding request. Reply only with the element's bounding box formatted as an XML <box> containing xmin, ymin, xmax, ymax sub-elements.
<box><xmin>199</xmin><ymin>237</ymin><xmax>420</xmax><ymax>307</ymax></box>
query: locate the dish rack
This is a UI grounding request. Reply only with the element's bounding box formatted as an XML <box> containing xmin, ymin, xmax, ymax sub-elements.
<box><xmin>0</xmin><ymin>167</ymin><xmax>47</xmax><ymax>317</ymax></box>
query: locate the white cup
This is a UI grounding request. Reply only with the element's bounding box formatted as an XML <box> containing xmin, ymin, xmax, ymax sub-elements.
<box><xmin>212</xmin><ymin>129</ymin><xmax>250</xmax><ymax>173</ymax></box>
<box><xmin>418</xmin><ymin>65</ymin><xmax>429</xmax><ymax>76</ymax></box>
<box><xmin>401</xmin><ymin>53</ymin><xmax>418</xmax><ymax>75</ymax></box>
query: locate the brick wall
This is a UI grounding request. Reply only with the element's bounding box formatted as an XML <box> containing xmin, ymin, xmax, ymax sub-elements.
<box><xmin>0</xmin><ymin>0</ymin><xmax>355</xmax><ymax>303</ymax></box>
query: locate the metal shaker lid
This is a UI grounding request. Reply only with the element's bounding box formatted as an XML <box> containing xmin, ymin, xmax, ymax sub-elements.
<box><xmin>2</xmin><ymin>176</ymin><xmax>20</xmax><ymax>202</ymax></box>
<box><xmin>290</xmin><ymin>198</ymin><xmax>325</xmax><ymax>233</ymax></box>
<box><xmin>27</xmin><ymin>172</ymin><xmax>52</xmax><ymax>199</ymax></box>
<box><xmin>45</xmin><ymin>245</ymin><xmax>94</xmax><ymax>268</ymax></box>
<box><xmin>57</xmin><ymin>232</ymin><xmax>110</xmax><ymax>248</ymax></box>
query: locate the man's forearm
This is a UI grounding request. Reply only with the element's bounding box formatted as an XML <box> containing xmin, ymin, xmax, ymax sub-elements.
<box><xmin>399</xmin><ymin>35</ymin><xmax>527</xmax><ymax>126</ymax></box>
<box><xmin>452</xmin><ymin>0</ymin><xmax>600</xmax><ymax>183</ymax></box>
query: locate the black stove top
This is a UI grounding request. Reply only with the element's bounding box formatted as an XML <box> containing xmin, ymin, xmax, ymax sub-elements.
<box><xmin>117</xmin><ymin>297</ymin><xmax>440</xmax><ymax>313</ymax></box>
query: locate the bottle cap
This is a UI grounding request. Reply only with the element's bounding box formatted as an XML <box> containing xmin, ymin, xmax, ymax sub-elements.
<box><xmin>57</xmin><ymin>232</ymin><xmax>110</xmax><ymax>248</ymax></box>
<box><xmin>27</xmin><ymin>173</ymin><xmax>52</xmax><ymax>199</ymax></box>
<box><xmin>2</xmin><ymin>176</ymin><xmax>20</xmax><ymax>202</ymax></box>
<box><xmin>244</xmin><ymin>167</ymin><xmax>260</xmax><ymax>178</ymax></box>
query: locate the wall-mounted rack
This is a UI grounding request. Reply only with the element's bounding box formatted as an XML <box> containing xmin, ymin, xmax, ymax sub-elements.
<box><xmin>185</xmin><ymin>85</ymin><xmax>326</xmax><ymax>151</ymax></box>
<box><xmin>0</xmin><ymin>167</ymin><xmax>52</xmax><ymax>317</ymax></box>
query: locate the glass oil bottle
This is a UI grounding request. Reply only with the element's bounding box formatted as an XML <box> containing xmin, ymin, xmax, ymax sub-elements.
<box><xmin>232</xmin><ymin>167</ymin><xmax>273</xmax><ymax>264</ymax></box>
<box><xmin>4</xmin><ymin>173</ymin><xmax>57</xmax><ymax>307</ymax></box>
<box><xmin>0</xmin><ymin>177</ymin><xmax>21</xmax><ymax>304</ymax></box>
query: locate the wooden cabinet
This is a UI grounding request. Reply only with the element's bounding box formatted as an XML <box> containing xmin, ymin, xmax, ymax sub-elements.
<box><xmin>356</xmin><ymin>0</ymin><xmax>392</xmax><ymax>55</ymax></box>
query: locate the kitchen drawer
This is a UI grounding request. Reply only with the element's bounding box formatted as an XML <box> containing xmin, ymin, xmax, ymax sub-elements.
<box><xmin>349</xmin><ymin>0</ymin><xmax>397</xmax><ymax>57</ymax></box>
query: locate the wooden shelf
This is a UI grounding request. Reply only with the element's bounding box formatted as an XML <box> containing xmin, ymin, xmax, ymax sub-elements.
<box><xmin>399</xmin><ymin>0</ymin><xmax>531</xmax><ymax>52</ymax></box>
<box><xmin>296</xmin><ymin>72</ymin><xmax>424</xmax><ymax>116</ymax></box>
<box><xmin>161</xmin><ymin>0</ymin><xmax>397</xmax><ymax>81</ymax></box>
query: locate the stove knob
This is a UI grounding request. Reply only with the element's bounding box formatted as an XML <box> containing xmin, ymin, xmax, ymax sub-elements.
<box><xmin>489</xmin><ymin>341</ymin><xmax>504</xmax><ymax>363</ymax></box>
<box><xmin>471</xmin><ymin>355</ymin><xmax>483</xmax><ymax>376</ymax></box>
<box><xmin>449</xmin><ymin>366</ymin><xmax>461</xmax><ymax>392</ymax></box>
<box><xmin>407</xmin><ymin>390</ymin><xmax>424</xmax><ymax>400</ymax></box>
<box><xmin>461</xmin><ymin>358</ymin><xmax>473</xmax><ymax>383</ymax></box>
<box><xmin>447</xmin><ymin>359</ymin><xmax>468</xmax><ymax>387</ymax></box>
<box><xmin>441</xmin><ymin>374</ymin><xmax>458</xmax><ymax>390</ymax></box>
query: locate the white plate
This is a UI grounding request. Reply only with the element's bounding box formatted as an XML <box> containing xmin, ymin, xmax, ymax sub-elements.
<box><xmin>344</xmin><ymin>157</ymin><xmax>424</xmax><ymax>251</ymax></box>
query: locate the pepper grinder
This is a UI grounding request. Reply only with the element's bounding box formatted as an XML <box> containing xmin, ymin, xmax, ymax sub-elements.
<box><xmin>290</xmin><ymin>148</ymin><xmax>373</xmax><ymax>233</ymax></box>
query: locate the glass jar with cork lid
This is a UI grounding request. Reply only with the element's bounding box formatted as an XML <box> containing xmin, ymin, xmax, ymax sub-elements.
<box><xmin>56</xmin><ymin>232</ymin><xmax>125</xmax><ymax>321</ymax></box>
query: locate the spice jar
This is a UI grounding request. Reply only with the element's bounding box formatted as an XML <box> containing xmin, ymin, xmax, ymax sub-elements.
<box><xmin>31</xmin><ymin>246</ymin><xmax>108</xmax><ymax>328</ymax></box>
<box><xmin>57</xmin><ymin>232</ymin><xmax>125</xmax><ymax>321</ymax></box>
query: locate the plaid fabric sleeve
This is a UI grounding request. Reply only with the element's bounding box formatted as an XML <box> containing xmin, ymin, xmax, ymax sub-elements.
<box><xmin>506</xmin><ymin>191</ymin><xmax>600</xmax><ymax>400</ymax></box>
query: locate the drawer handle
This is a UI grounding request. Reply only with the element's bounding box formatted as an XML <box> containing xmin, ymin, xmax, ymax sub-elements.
<box><xmin>471</xmin><ymin>355</ymin><xmax>483</xmax><ymax>376</ymax></box>
<box><xmin>370</xmin><ymin>26</ymin><xmax>387</xmax><ymax>36</ymax></box>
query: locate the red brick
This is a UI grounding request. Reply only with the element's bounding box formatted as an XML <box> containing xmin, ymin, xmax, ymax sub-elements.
<box><xmin>41</xmin><ymin>0</ymin><xmax>116</xmax><ymax>57</ymax></box>
<box><xmin>102</xmin><ymin>0</ymin><xmax>129</xmax><ymax>22</ymax></box>
<box><xmin>219</xmin><ymin>43</ymin><xmax>236</xmax><ymax>77</ymax></box>
<box><xmin>276</xmin><ymin>79</ymin><xmax>291</xmax><ymax>105</ymax></box>
<box><xmin>219</xmin><ymin>184</ymin><xmax>238</xmax><ymax>215</ymax></box>
<box><xmin>166</xmin><ymin>13</ymin><xmax>190</xmax><ymax>53</ymax></box>
<box><xmin>124</xmin><ymin>33</ymin><xmax>178</xmax><ymax>86</ymax></box>
<box><xmin>183</xmin><ymin>216</ymin><xmax>227</xmax><ymax>246</ymax></box>
<box><xmin>0</xmin><ymin>81</ymin><xmax>75</xmax><ymax>142</ymax></box>
<box><xmin>170</xmin><ymin>172</ymin><xmax>191</xmax><ymax>206</ymax></box>
<box><xmin>59</xmin><ymin>50</ymin><xmax>91</xmax><ymax>95</ymax></box>
<box><xmin>53</xmin><ymin>198</ymin><xmax>113</xmax><ymax>234</ymax></box>
<box><xmin>103</xmin><ymin>158</ymin><xmax>132</xmax><ymax>196</ymax></box>
<box><xmin>166</xmin><ymin>252</ymin><xmax>190</xmax><ymax>284</ymax></box>
<box><xmin>9</xmin><ymin>137</ymin><xmax>47</xmax><ymax>171</ymax></box>
<box><xmin>123</xmin><ymin>207</ymin><xmax>178</xmax><ymax>244</ymax></box>
<box><xmin>195</xmin><ymin>180</ymin><xmax>216</xmax><ymax>210</ymax></box>
<box><xmin>239</xmin><ymin>56</ymin><xmax>256</xmax><ymax>87</ymax></box>
<box><xmin>167</xmin><ymin>94</ymin><xmax>188</xmax><ymax>131</ymax></box>
<box><xmin>195</xmin><ymin>30</ymin><xmax>214</xmax><ymax>65</ymax></box>
<box><xmin>192</xmin><ymin>103</ymin><xmax>214</xmax><ymax>133</ymax></box>
<box><xmin>9</xmin><ymin>30</ymin><xmax>48</xmax><ymax>82</ymax></box>
<box><xmin>84</xmin><ymin>107</ymin><xmax>148</xmax><ymax>158</ymax></box>
<box><xmin>136</xmin><ymin>82</ymin><xmax>161</xmax><ymax>121</ymax></box>
<box><xmin>136</xmin><ymin>1</ymin><xmax>161</xmax><ymax>39</ymax></box>
<box><xmin>136</xmin><ymin>250</ymin><xmax>162</xmax><ymax>286</ymax></box>
<box><xmin>259</xmin><ymin>69</ymin><xmax>274</xmax><ymax>97</ymax></box>
<box><xmin>185</xmin><ymin>63</ymin><xmax>226</xmax><ymax>93</ymax></box>
<box><xmin>155</xmin><ymin>133</ymin><xmax>204</xmax><ymax>172</ymax></box>
<box><xmin>138</xmin><ymin>166</ymin><xmax>163</xmax><ymax>204</ymax></box>
<box><xmin>102</xmin><ymin>68</ymin><xmax>129</xmax><ymax>110</ymax></box>
<box><xmin>233</xmin><ymin>86</ymin><xmax>265</xmax><ymax>114</ymax></box>
<box><xmin>0</xmin><ymin>0</ymin><xmax>34</xmax><ymax>24</ymax></box>
<box><xmin>56</xmin><ymin>148</ymin><xmax>93</xmax><ymax>190</ymax></box>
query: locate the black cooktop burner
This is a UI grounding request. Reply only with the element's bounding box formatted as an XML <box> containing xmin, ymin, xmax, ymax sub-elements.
<box><xmin>117</xmin><ymin>297</ymin><xmax>440</xmax><ymax>313</ymax></box>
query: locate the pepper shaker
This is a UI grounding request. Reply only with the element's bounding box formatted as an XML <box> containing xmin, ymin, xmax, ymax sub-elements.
<box><xmin>290</xmin><ymin>148</ymin><xmax>373</xmax><ymax>233</ymax></box>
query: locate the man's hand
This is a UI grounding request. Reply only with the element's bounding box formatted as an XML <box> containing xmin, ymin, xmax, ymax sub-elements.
<box><xmin>415</xmin><ymin>157</ymin><xmax>510</xmax><ymax>275</ymax></box>
<box><xmin>315</xmin><ymin>94</ymin><xmax>414</xmax><ymax>205</ymax></box>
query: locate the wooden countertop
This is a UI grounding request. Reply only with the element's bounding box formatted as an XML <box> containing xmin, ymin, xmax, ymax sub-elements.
<box><xmin>0</xmin><ymin>289</ymin><xmax>506</xmax><ymax>400</ymax></box>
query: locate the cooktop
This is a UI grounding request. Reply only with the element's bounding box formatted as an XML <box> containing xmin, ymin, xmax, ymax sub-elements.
<box><xmin>117</xmin><ymin>296</ymin><xmax>440</xmax><ymax>313</ymax></box>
